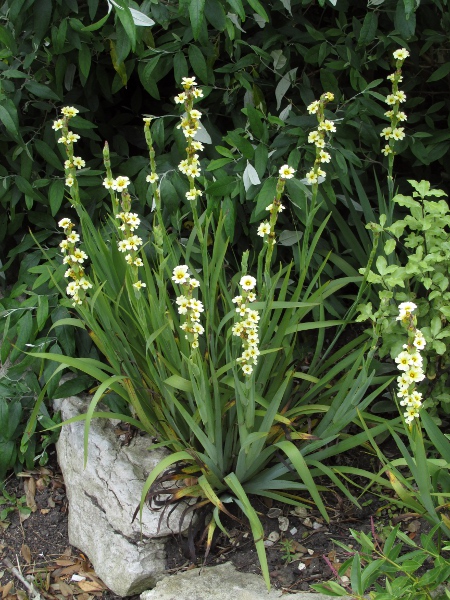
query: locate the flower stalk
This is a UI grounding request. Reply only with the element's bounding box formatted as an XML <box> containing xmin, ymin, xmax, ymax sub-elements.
<box><xmin>380</xmin><ymin>48</ymin><xmax>409</xmax><ymax>203</ymax></box>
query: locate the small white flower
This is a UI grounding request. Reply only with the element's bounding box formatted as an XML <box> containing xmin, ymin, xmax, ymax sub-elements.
<box><xmin>257</xmin><ymin>222</ymin><xmax>271</xmax><ymax>237</ymax></box>
<box><xmin>181</xmin><ymin>76</ymin><xmax>197</xmax><ymax>88</ymax></box>
<box><xmin>305</xmin><ymin>170</ymin><xmax>318</xmax><ymax>184</ymax></box>
<box><xmin>103</xmin><ymin>178</ymin><xmax>116</xmax><ymax>190</ymax></box>
<box><xmin>66</xmin><ymin>131</ymin><xmax>80</xmax><ymax>143</ymax></box>
<box><xmin>279</xmin><ymin>165</ymin><xmax>295</xmax><ymax>179</ymax></box>
<box><xmin>61</xmin><ymin>106</ymin><xmax>79</xmax><ymax>118</ymax></box>
<box><xmin>58</xmin><ymin>218</ymin><xmax>72</xmax><ymax>230</ymax></box>
<box><xmin>172</xmin><ymin>265</ymin><xmax>190</xmax><ymax>284</ymax></box>
<box><xmin>391</xmin><ymin>127</ymin><xmax>405</xmax><ymax>141</ymax></box>
<box><xmin>393</xmin><ymin>48</ymin><xmax>410</xmax><ymax>61</ymax></box>
<box><xmin>133</xmin><ymin>280</ymin><xmax>146</xmax><ymax>290</ymax></box>
<box><xmin>240</xmin><ymin>275</ymin><xmax>256</xmax><ymax>291</ymax></box>
<box><xmin>174</xmin><ymin>92</ymin><xmax>187</xmax><ymax>104</ymax></box>
<box><xmin>73</xmin><ymin>156</ymin><xmax>85</xmax><ymax>169</ymax></box>
<box><xmin>318</xmin><ymin>120</ymin><xmax>336</xmax><ymax>133</ymax></box>
<box><xmin>115</xmin><ymin>176</ymin><xmax>130</xmax><ymax>192</ymax></box>
<box><xmin>146</xmin><ymin>173</ymin><xmax>159</xmax><ymax>184</ymax></box>
<box><xmin>307</xmin><ymin>101</ymin><xmax>320</xmax><ymax>115</ymax></box>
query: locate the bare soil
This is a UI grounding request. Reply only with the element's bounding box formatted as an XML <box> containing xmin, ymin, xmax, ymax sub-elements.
<box><xmin>0</xmin><ymin>447</ymin><xmax>428</xmax><ymax>600</ymax></box>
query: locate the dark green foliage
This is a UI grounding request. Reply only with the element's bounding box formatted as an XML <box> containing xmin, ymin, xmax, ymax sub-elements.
<box><xmin>0</xmin><ymin>0</ymin><xmax>449</xmax><ymax>279</ymax></box>
<box><xmin>0</xmin><ymin>0</ymin><xmax>449</xmax><ymax>475</ymax></box>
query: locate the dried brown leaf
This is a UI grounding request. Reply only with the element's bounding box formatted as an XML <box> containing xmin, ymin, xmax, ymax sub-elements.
<box><xmin>21</xmin><ymin>544</ymin><xmax>32</xmax><ymax>564</ymax></box>
<box><xmin>56</xmin><ymin>565</ymin><xmax>83</xmax><ymax>578</ymax></box>
<box><xmin>58</xmin><ymin>581</ymin><xmax>74</xmax><ymax>597</ymax></box>
<box><xmin>19</xmin><ymin>510</ymin><xmax>30</xmax><ymax>524</ymax></box>
<box><xmin>2</xmin><ymin>581</ymin><xmax>14</xmax><ymax>599</ymax></box>
<box><xmin>36</xmin><ymin>479</ymin><xmax>47</xmax><ymax>492</ymax></box>
<box><xmin>77</xmin><ymin>582</ymin><xmax>104</xmax><ymax>592</ymax></box>
<box><xmin>55</xmin><ymin>560</ymin><xmax>76</xmax><ymax>567</ymax></box>
<box><xmin>24</xmin><ymin>479</ymin><xmax>37</xmax><ymax>513</ymax></box>
<box><xmin>407</xmin><ymin>519</ymin><xmax>421</xmax><ymax>533</ymax></box>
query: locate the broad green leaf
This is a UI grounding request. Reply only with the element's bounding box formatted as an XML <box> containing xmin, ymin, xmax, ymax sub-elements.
<box><xmin>358</xmin><ymin>12</ymin><xmax>378</xmax><ymax>45</ymax></box>
<box><xmin>0</xmin><ymin>105</ymin><xmax>20</xmax><ymax>141</ymax></box>
<box><xmin>226</xmin><ymin>0</ymin><xmax>245</xmax><ymax>20</ymax></box>
<box><xmin>112</xmin><ymin>0</ymin><xmax>137</xmax><ymax>50</ymax></box>
<box><xmin>427</xmin><ymin>62</ymin><xmax>450</xmax><ymax>83</ymax></box>
<box><xmin>24</xmin><ymin>81</ymin><xmax>60</xmax><ymax>101</ymax></box>
<box><xmin>188</xmin><ymin>44</ymin><xmax>208</xmax><ymax>84</ymax></box>
<box><xmin>189</xmin><ymin>0</ymin><xmax>206</xmax><ymax>40</ymax></box>
<box><xmin>79</xmin><ymin>45</ymin><xmax>92</xmax><ymax>79</ymax></box>
<box><xmin>246</xmin><ymin>0</ymin><xmax>269</xmax><ymax>22</ymax></box>
<box><xmin>34</xmin><ymin>140</ymin><xmax>63</xmax><ymax>171</ymax></box>
<box><xmin>49</xmin><ymin>180</ymin><xmax>65</xmax><ymax>216</ymax></box>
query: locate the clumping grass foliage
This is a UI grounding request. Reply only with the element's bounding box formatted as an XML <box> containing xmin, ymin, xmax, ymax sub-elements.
<box><xmin>27</xmin><ymin>49</ymin><xmax>450</xmax><ymax>589</ymax></box>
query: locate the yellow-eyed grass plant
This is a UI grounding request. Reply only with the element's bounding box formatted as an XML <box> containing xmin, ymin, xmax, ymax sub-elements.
<box><xmin>27</xmin><ymin>79</ymin><xmax>391</xmax><ymax>588</ymax></box>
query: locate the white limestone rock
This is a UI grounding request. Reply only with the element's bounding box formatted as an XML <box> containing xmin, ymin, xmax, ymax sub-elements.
<box><xmin>140</xmin><ymin>562</ymin><xmax>352</xmax><ymax>600</ymax></box>
<box><xmin>56</xmin><ymin>396</ymin><xmax>189</xmax><ymax>596</ymax></box>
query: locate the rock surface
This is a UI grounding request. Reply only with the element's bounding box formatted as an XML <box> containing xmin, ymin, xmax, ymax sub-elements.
<box><xmin>56</xmin><ymin>396</ymin><xmax>189</xmax><ymax>597</ymax></box>
<box><xmin>140</xmin><ymin>562</ymin><xmax>351</xmax><ymax>600</ymax></box>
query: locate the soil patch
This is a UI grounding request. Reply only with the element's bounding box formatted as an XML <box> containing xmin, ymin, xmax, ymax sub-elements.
<box><xmin>0</xmin><ymin>448</ymin><xmax>429</xmax><ymax>599</ymax></box>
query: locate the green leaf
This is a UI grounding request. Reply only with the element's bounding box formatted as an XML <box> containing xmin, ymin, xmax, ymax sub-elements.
<box><xmin>10</xmin><ymin>310</ymin><xmax>33</xmax><ymax>363</ymax></box>
<box><xmin>113</xmin><ymin>0</ymin><xmax>137</xmax><ymax>51</ymax></box>
<box><xmin>79</xmin><ymin>45</ymin><xmax>92</xmax><ymax>79</ymax></box>
<box><xmin>174</xmin><ymin>51</ymin><xmax>188</xmax><ymax>84</ymax></box>
<box><xmin>246</xmin><ymin>0</ymin><xmax>269</xmax><ymax>22</ymax></box>
<box><xmin>0</xmin><ymin>104</ymin><xmax>20</xmax><ymax>142</ymax></box>
<box><xmin>0</xmin><ymin>25</ymin><xmax>17</xmax><ymax>53</ymax></box>
<box><xmin>275</xmin><ymin>440</ymin><xmax>328</xmax><ymax>521</ymax></box>
<box><xmin>207</xmin><ymin>176</ymin><xmax>237</xmax><ymax>196</ymax></box>
<box><xmin>394</xmin><ymin>1</ymin><xmax>416</xmax><ymax>38</ymax></box>
<box><xmin>310</xmin><ymin>582</ymin><xmax>348</xmax><ymax>596</ymax></box>
<box><xmin>358</xmin><ymin>11</ymin><xmax>378</xmax><ymax>45</ymax></box>
<box><xmin>50</xmin><ymin>375</ymin><xmax>94</xmax><ymax>400</ymax></box>
<box><xmin>82</xmin><ymin>9</ymin><xmax>111</xmax><ymax>31</ymax></box>
<box><xmin>33</xmin><ymin>0</ymin><xmax>52</xmax><ymax>44</ymax></box>
<box><xmin>392</xmin><ymin>194</ymin><xmax>420</xmax><ymax>209</ymax></box>
<box><xmin>226</xmin><ymin>0</ymin><xmax>245</xmax><ymax>20</ymax></box>
<box><xmin>34</xmin><ymin>140</ymin><xmax>63</xmax><ymax>171</ymax></box>
<box><xmin>224</xmin><ymin>473</ymin><xmax>270</xmax><ymax>590</ymax></box>
<box><xmin>189</xmin><ymin>0</ymin><xmax>206</xmax><ymax>40</ymax></box>
<box><xmin>384</xmin><ymin>238</ymin><xmax>396</xmax><ymax>255</ymax></box>
<box><xmin>0</xmin><ymin>398</ymin><xmax>9</xmax><ymax>439</ymax></box>
<box><xmin>224</xmin><ymin>131</ymin><xmax>254</xmax><ymax>159</ymax></box>
<box><xmin>188</xmin><ymin>45</ymin><xmax>208</xmax><ymax>84</ymax></box>
<box><xmin>427</xmin><ymin>62</ymin><xmax>450</xmax><ymax>83</ymax></box>
<box><xmin>164</xmin><ymin>374</ymin><xmax>193</xmax><ymax>393</ymax></box>
<box><xmin>49</xmin><ymin>180</ymin><xmax>65</xmax><ymax>216</ymax></box>
<box><xmin>25</xmin><ymin>81</ymin><xmax>60</xmax><ymax>101</ymax></box>
<box><xmin>36</xmin><ymin>295</ymin><xmax>49</xmax><ymax>330</ymax></box>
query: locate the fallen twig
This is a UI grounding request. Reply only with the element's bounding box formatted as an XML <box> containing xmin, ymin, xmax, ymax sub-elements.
<box><xmin>2</xmin><ymin>557</ymin><xmax>42</xmax><ymax>600</ymax></box>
